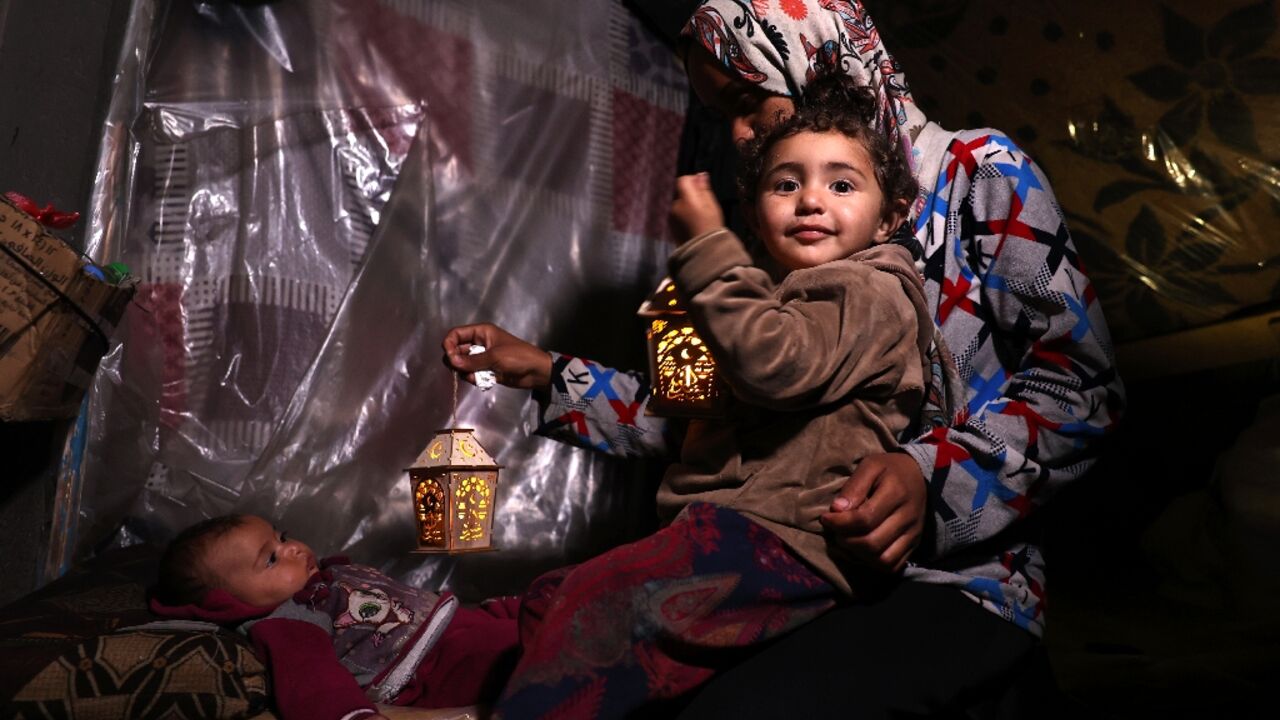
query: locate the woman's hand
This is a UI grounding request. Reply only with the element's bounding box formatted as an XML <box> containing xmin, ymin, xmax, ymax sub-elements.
<box><xmin>442</xmin><ymin>323</ymin><xmax>553</xmax><ymax>391</ymax></box>
<box><xmin>819</xmin><ymin>452</ymin><xmax>928</xmax><ymax>573</ymax></box>
<box><xmin>669</xmin><ymin>172</ymin><xmax>725</xmax><ymax>244</ymax></box>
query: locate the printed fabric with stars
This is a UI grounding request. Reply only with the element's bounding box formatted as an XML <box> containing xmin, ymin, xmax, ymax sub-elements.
<box><xmin>898</xmin><ymin>120</ymin><xmax>1125</xmax><ymax>636</ymax></box>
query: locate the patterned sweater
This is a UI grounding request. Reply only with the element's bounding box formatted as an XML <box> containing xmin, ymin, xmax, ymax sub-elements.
<box><xmin>535</xmin><ymin>123</ymin><xmax>1124</xmax><ymax>637</ymax></box>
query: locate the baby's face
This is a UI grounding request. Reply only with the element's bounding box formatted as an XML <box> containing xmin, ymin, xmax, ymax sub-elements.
<box><xmin>754</xmin><ymin>130</ymin><xmax>896</xmax><ymax>271</ymax></box>
<box><xmin>203</xmin><ymin>516</ymin><xmax>317</xmax><ymax>608</ymax></box>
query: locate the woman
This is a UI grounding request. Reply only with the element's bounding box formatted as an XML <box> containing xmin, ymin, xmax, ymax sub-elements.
<box><xmin>447</xmin><ymin>0</ymin><xmax>1123</xmax><ymax>715</ymax></box>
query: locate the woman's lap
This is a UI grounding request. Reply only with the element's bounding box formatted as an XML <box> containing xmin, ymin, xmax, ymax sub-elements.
<box><xmin>497</xmin><ymin>504</ymin><xmax>839</xmax><ymax>718</ymax></box>
<box><xmin>676</xmin><ymin>580</ymin><xmax>1038</xmax><ymax>719</ymax></box>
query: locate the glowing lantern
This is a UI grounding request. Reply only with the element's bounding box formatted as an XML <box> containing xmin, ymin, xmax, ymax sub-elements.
<box><xmin>405</xmin><ymin>429</ymin><xmax>501</xmax><ymax>553</ymax></box>
<box><xmin>636</xmin><ymin>277</ymin><xmax>727</xmax><ymax>417</ymax></box>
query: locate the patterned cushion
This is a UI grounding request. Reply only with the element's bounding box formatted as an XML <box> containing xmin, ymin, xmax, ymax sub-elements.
<box><xmin>0</xmin><ymin>545</ymin><xmax>269</xmax><ymax>719</ymax></box>
<box><xmin>8</xmin><ymin>628</ymin><xmax>268</xmax><ymax>719</ymax></box>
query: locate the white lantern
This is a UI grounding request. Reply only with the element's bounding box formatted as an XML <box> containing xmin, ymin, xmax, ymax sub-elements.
<box><xmin>405</xmin><ymin>429</ymin><xmax>501</xmax><ymax>553</ymax></box>
<box><xmin>636</xmin><ymin>277</ymin><xmax>727</xmax><ymax>417</ymax></box>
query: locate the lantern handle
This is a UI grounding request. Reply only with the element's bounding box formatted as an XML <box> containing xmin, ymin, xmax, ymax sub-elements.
<box><xmin>450</xmin><ymin>369</ymin><xmax>459</xmax><ymax>428</ymax></box>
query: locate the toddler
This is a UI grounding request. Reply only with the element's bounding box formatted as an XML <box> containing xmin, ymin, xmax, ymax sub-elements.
<box><xmin>151</xmin><ymin>514</ymin><xmax>518</xmax><ymax>720</ymax></box>
<box><xmin>485</xmin><ymin>72</ymin><xmax>933</xmax><ymax>718</ymax></box>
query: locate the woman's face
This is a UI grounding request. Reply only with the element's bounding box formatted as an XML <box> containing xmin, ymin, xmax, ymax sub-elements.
<box><xmin>685</xmin><ymin>43</ymin><xmax>796</xmax><ymax>146</ymax></box>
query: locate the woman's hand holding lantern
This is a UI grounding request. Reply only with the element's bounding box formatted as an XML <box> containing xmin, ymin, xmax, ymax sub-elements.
<box><xmin>443</xmin><ymin>323</ymin><xmax>553</xmax><ymax>391</ymax></box>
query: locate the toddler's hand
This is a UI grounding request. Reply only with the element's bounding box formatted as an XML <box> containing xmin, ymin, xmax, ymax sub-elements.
<box><xmin>669</xmin><ymin>172</ymin><xmax>724</xmax><ymax>244</ymax></box>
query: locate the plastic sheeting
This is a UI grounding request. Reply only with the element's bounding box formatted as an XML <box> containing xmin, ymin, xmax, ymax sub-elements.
<box><xmin>55</xmin><ymin>0</ymin><xmax>1280</xmax><ymax>593</ymax></box>
<box><xmin>859</xmin><ymin>0</ymin><xmax>1280</xmax><ymax>343</ymax></box>
<box><xmin>58</xmin><ymin>0</ymin><xmax>687</xmax><ymax>599</ymax></box>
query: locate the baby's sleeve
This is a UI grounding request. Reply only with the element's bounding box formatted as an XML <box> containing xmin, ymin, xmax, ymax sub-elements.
<box><xmin>248</xmin><ymin>617</ymin><xmax>377</xmax><ymax>720</ymax></box>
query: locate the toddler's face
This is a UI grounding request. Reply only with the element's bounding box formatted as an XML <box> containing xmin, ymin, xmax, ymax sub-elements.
<box><xmin>203</xmin><ymin>516</ymin><xmax>317</xmax><ymax>608</ymax></box>
<box><xmin>754</xmin><ymin>131</ymin><xmax>898</xmax><ymax>271</ymax></box>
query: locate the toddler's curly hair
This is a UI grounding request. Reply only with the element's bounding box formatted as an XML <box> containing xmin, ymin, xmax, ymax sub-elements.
<box><xmin>736</xmin><ymin>72</ymin><xmax>917</xmax><ymax>213</ymax></box>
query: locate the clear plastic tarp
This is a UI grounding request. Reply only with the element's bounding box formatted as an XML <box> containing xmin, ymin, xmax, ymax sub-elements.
<box><xmin>859</xmin><ymin>0</ymin><xmax>1280</xmax><ymax>342</ymax></box>
<box><xmin>53</xmin><ymin>0</ymin><xmax>1280</xmax><ymax>596</ymax></box>
<box><xmin>57</xmin><ymin>0</ymin><xmax>687</xmax><ymax>599</ymax></box>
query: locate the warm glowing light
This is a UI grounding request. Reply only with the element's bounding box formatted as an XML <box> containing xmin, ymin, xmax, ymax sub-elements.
<box><xmin>414</xmin><ymin>476</ymin><xmax>446</xmax><ymax>545</ymax></box>
<box><xmin>651</xmin><ymin>321</ymin><xmax>721</xmax><ymax>404</ymax></box>
<box><xmin>455</xmin><ymin>475</ymin><xmax>492</xmax><ymax>542</ymax></box>
<box><xmin>638</xmin><ymin>277</ymin><xmax>727</xmax><ymax>417</ymax></box>
<box><xmin>406</xmin><ymin>429</ymin><xmax>502</xmax><ymax>553</ymax></box>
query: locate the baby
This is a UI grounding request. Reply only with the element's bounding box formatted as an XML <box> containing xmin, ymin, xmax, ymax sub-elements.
<box><xmin>151</xmin><ymin>515</ymin><xmax>518</xmax><ymax>720</ymax></box>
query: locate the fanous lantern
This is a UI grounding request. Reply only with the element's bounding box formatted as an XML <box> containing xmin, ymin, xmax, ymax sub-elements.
<box><xmin>405</xmin><ymin>429</ymin><xmax>502</xmax><ymax>553</ymax></box>
<box><xmin>636</xmin><ymin>277</ymin><xmax>727</xmax><ymax>417</ymax></box>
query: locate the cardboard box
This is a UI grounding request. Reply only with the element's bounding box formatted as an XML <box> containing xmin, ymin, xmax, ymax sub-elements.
<box><xmin>0</xmin><ymin>195</ymin><xmax>135</xmax><ymax>421</ymax></box>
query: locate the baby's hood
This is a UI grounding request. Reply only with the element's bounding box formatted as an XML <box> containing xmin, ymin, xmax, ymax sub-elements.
<box><xmin>147</xmin><ymin>556</ymin><xmax>349</xmax><ymax>625</ymax></box>
<box><xmin>148</xmin><ymin>587</ymin><xmax>279</xmax><ymax>625</ymax></box>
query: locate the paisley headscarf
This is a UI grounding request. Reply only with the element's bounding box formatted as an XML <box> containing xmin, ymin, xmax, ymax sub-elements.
<box><xmin>682</xmin><ymin>0</ymin><xmax>929</xmax><ymax>169</ymax></box>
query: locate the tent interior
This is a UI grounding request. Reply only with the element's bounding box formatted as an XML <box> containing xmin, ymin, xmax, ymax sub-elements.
<box><xmin>1</xmin><ymin>0</ymin><xmax>1278</xmax><ymax>717</ymax></box>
